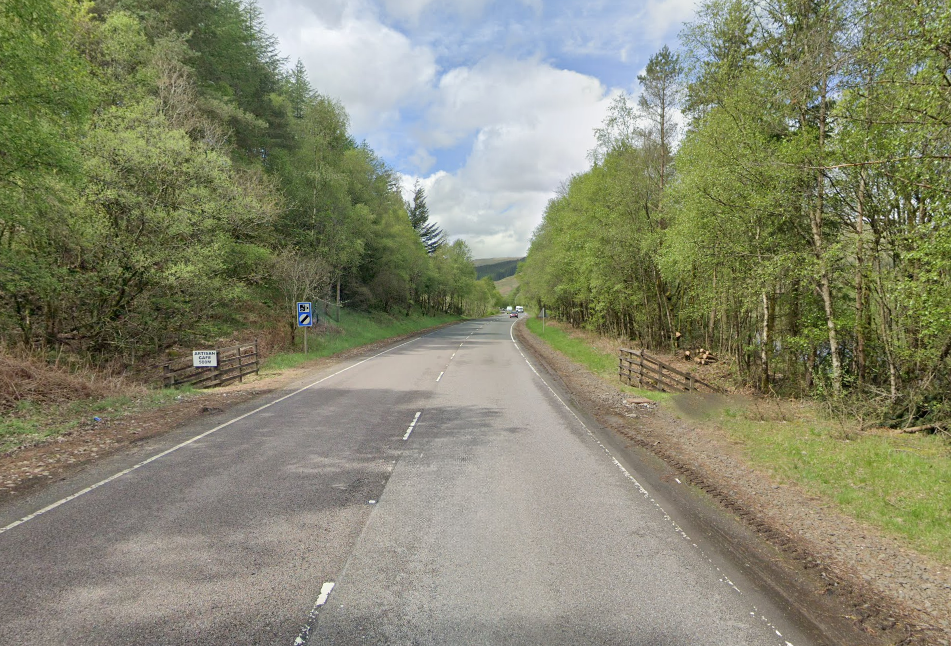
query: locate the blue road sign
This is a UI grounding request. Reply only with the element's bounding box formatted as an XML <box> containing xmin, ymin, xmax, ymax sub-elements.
<box><xmin>297</xmin><ymin>302</ymin><xmax>313</xmax><ymax>327</ymax></box>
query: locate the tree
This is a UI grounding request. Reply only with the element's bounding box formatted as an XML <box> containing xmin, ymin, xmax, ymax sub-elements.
<box><xmin>637</xmin><ymin>45</ymin><xmax>684</xmax><ymax>191</ymax></box>
<box><xmin>406</xmin><ymin>181</ymin><xmax>445</xmax><ymax>254</ymax></box>
<box><xmin>0</xmin><ymin>0</ymin><xmax>487</xmax><ymax>367</ymax></box>
<box><xmin>286</xmin><ymin>58</ymin><xmax>313</xmax><ymax>120</ymax></box>
<box><xmin>0</xmin><ymin>0</ymin><xmax>94</xmax><ymax>345</ymax></box>
<box><xmin>589</xmin><ymin>94</ymin><xmax>639</xmax><ymax>165</ymax></box>
<box><xmin>270</xmin><ymin>249</ymin><xmax>331</xmax><ymax>339</ymax></box>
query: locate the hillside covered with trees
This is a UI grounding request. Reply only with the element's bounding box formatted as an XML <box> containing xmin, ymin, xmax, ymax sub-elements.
<box><xmin>519</xmin><ymin>0</ymin><xmax>951</xmax><ymax>427</ymax></box>
<box><xmin>0</xmin><ymin>0</ymin><xmax>499</xmax><ymax>365</ymax></box>
<box><xmin>474</xmin><ymin>258</ymin><xmax>525</xmax><ymax>281</ymax></box>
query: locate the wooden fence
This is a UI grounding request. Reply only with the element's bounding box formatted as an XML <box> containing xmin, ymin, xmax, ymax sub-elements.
<box><xmin>618</xmin><ymin>348</ymin><xmax>720</xmax><ymax>394</ymax></box>
<box><xmin>163</xmin><ymin>340</ymin><xmax>259</xmax><ymax>389</ymax></box>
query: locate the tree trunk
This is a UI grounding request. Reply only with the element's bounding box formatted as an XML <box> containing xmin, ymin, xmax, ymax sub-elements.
<box><xmin>760</xmin><ymin>290</ymin><xmax>770</xmax><ymax>392</ymax></box>
<box><xmin>810</xmin><ymin>78</ymin><xmax>842</xmax><ymax>395</ymax></box>
<box><xmin>855</xmin><ymin>169</ymin><xmax>867</xmax><ymax>388</ymax></box>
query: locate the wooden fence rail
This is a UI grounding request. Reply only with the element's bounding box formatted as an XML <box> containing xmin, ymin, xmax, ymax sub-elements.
<box><xmin>163</xmin><ymin>340</ymin><xmax>259</xmax><ymax>389</ymax></box>
<box><xmin>618</xmin><ymin>348</ymin><xmax>720</xmax><ymax>394</ymax></box>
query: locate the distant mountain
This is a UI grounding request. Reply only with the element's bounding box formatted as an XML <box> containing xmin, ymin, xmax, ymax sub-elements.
<box><xmin>473</xmin><ymin>257</ymin><xmax>522</xmax><ymax>268</ymax></box>
<box><xmin>495</xmin><ymin>275</ymin><xmax>519</xmax><ymax>296</ymax></box>
<box><xmin>474</xmin><ymin>257</ymin><xmax>525</xmax><ymax>281</ymax></box>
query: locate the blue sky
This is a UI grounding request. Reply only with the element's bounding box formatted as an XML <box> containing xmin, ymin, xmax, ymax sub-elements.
<box><xmin>257</xmin><ymin>0</ymin><xmax>697</xmax><ymax>257</ymax></box>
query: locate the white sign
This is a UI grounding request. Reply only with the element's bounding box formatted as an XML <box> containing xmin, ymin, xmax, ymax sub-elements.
<box><xmin>193</xmin><ymin>350</ymin><xmax>218</xmax><ymax>367</ymax></box>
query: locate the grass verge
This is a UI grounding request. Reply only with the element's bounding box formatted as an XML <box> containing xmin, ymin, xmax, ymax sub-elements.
<box><xmin>524</xmin><ymin>317</ymin><xmax>951</xmax><ymax>564</ymax></box>
<box><xmin>261</xmin><ymin>311</ymin><xmax>461</xmax><ymax>372</ymax></box>
<box><xmin>723</xmin><ymin>405</ymin><xmax>951</xmax><ymax>562</ymax></box>
<box><xmin>524</xmin><ymin>317</ymin><xmax>671</xmax><ymax>403</ymax></box>
<box><xmin>0</xmin><ymin>385</ymin><xmax>199</xmax><ymax>453</ymax></box>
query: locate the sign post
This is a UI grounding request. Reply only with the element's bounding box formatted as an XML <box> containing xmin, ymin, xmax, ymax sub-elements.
<box><xmin>297</xmin><ymin>302</ymin><xmax>313</xmax><ymax>354</ymax></box>
<box><xmin>541</xmin><ymin>307</ymin><xmax>546</xmax><ymax>333</ymax></box>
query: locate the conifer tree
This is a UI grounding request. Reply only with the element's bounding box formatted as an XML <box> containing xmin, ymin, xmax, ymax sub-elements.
<box><xmin>406</xmin><ymin>181</ymin><xmax>445</xmax><ymax>255</ymax></box>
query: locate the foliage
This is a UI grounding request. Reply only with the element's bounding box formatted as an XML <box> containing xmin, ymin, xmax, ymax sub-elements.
<box><xmin>0</xmin><ymin>0</ymin><xmax>492</xmax><ymax>369</ymax></box>
<box><xmin>520</xmin><ymin>0</ymin><xmax>951</xmax><ymax>426</ymax></box>
<box><xmin>406</xmin><ymin>181</ymin><xmax>445</xmax><ymax>254</ymax></box>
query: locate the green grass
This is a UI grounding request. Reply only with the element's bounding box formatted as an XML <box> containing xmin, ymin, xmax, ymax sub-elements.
<box><xmin>524</xmin><ymin>317</ymin><xmax>670</xmax><ymax>403</ymax></box>
<box><xmin>261</xmin><ymin>310</ymin><xmax>461</xmax><ymax>373</ymax></box>
<box><xmin>723</xmin><ymin>407</ymin><xmax>951</xmax><ymax>562</ymax></box>
<box><xmin>0</xmin><ymin>384</ymin><xmax>202</xmax><ymax>453</ymax></box>
<box><xmin>525</xmin><ymin>316</ymin><xmax>951</xmax><ymax>563</ymax></box>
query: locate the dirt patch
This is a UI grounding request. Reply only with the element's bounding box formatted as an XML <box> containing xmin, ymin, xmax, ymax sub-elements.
<box><xmin>515</xmin><ymin>320</ymin><xmax>951</xmax><ymax>646</ymax></box>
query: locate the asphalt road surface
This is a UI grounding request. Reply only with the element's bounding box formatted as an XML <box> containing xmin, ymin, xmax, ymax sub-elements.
<box><xmin>0</xmin><ymin>317</ymin><xmax>816</xmax><ymax>645</ymax></box>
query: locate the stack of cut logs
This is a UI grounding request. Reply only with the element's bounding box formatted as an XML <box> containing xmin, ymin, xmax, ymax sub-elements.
<box><xmin>683</xmin><ymin>348</ymin><xmax>718</xmax><ymax>365</ymax></box>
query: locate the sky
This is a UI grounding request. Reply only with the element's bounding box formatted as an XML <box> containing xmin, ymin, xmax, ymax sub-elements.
<box><xmin>257</xmin><ymin>0</ymin><xmax>697</xmax><ymax>258</ymax></box>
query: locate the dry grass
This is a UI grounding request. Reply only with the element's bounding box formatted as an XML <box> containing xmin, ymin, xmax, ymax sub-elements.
<box><xmin>0</xmin><ymin>346</ymin><xmax>134</xmax><ymax>414</ymax></box>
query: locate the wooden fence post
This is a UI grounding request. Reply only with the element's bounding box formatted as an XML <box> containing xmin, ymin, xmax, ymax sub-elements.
<box><xmin>617</xmin><ymin>348</ymin><xmax>720</xmax><ymax>394</ymax></box>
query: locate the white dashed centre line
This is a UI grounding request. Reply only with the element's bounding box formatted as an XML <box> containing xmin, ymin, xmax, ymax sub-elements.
<box><xmin>0</xmin><ymin>334</ymin><xmax>428</xmax><ymax>536</ymax></box>
<box><xmin>436</xmin><ymin>371</ymin><xmax>444</xmax><ymax>382</ymax></box>
<box><xmin>403</xmin><ymin>411</ymin><xmax>422</xmax><ymax>441</ymax></box>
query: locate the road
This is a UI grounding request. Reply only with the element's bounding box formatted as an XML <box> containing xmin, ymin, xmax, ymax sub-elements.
<box><xmin>0</xmin><ymin>317</ymin><xmax>814</xmax><ymax>645</ymax></box>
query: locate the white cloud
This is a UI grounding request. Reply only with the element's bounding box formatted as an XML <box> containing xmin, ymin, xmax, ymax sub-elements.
<box><xmin>379</xmin><ymin>0</ymin><xmax>541</xmax><ymax>23</ymax></box>
<box><xmin>255</xmin><ymin>1</ymin><xmax>693</xmax><ymax>258</ymax></box>
<box><xmin>644</xmin><ymin>0</ymin><xmax>698</xmax><ymax>38</ymax></box>
<box><xmin>407</xmin><ymin>59</ymin><xmax>616</xmax><ymax>257</ymax></box>
<box><xmin>381</xmin><ymin>0</ymin><xmax>489</xmax><ymax>22</ymax></box>
<box><xmin>408</xmin><ymin>148</ymin><xmax>437</xmax><ymax>173</ymax></box>
<box><xmin>263</xmin><ymin>0</ymin><xmax>437</xmax><ymax>133</ymax></box>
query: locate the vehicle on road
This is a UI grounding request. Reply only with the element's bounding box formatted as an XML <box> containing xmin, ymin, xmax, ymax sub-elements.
<box><xmin>509</xmin><ymin>311</ymin><xmax>518</xmax><ymax>318</ymax></box>
<box><xmin>515</xmin><ymin>305</ymin><xmax>524</xmax><ymax>313</ymax></box>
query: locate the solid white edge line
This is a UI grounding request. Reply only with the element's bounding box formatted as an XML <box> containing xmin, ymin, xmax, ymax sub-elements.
<box><xmin>314</xmin><ymin>581</ymin><xmax>335</xmax><ymax>606</ymax></box>
<box><xmin>293</xmin><ymin>581</ymin><xmax>336</xmax><ymax>645</ymax></box>
<box><xmin>1</xmin><ymin>334</ymin><xmax>429</xmax><ymax>536</ymax></box>
<box><xmin>508</xmin><ymin>319</ymin><xmax>795</xmax><ymax>646</ymax></box>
